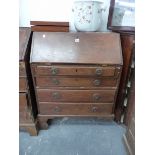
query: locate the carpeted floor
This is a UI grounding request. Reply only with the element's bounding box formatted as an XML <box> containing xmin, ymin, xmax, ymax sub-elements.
<box><xmin>20</xmin><ymin>118</ymin><xmax>127</xmax><ymax>155</ymax></box>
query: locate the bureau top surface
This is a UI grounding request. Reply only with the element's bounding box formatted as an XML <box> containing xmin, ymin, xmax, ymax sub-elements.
<box><xmin>30</xmin><ymin>32</ymin><xmax>122</xmax><ymax>65</ymax></box>
<box><xmin>19</xmin><ymin>27</ymin><xmax>31</xmax><ymax>61</ymax></box>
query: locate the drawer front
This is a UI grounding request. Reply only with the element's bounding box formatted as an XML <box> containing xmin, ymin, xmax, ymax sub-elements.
<box><xmin>39</xmin><ymin>103</ymin><xmax>113</xmax><ymax>115</ymax></box>
<box><xmin>19</xmin><ymin>77</ymin><xmax>27</xmax><ymax>92</ymax></box>
<box><xmin>37</xmin><ymin>89</ymin><xmax>116</xmax><ymax>103</ymax></box>
<box><xmin>35</xmin><ymin>77</ymin><xmax>118</xmax><ymax>88</ymax></box>
<box><xmin>35</xmin><ymin>65</ymin><xmax>116</xmax><ymax>77</ymax></box>
<box><xmin>19</xmin><ymin>93</ymin><xmax>27</xmax><ymax>111</ymax></box>
<box><xmin>19</xmin><ymin>62</ymin><xmax>26</xmax><ymax>76</ymax></box>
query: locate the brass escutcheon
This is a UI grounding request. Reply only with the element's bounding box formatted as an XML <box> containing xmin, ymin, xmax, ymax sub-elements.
<box><xmin>52</xmin><ymin>92</ymin><xmax>61</xmax><ymax>100</ymax></box>
<box><xmin>93</xmin><ymin>93</ymin><xmax>101</xmax><ymax>101</ymax></box>
<box><xmin>95</xmin><ymin>68</ymin><xmax>103</xmax><ymax>75</ymax></box>
<box><xmin>51</xmin><ymin>67</ymin><xmax>59</xmax><ymax>75</ymax></box>
<box><xmin>93</xmin><ymin>79</ymin><xmax>101</xmax><ymax>86</ymax></box>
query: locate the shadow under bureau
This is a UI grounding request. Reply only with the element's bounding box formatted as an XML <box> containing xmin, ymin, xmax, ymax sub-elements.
<box><xmin>30</xmin><ymin>32</ymin><xmax>123</xmax><ymax>129</ymax></box>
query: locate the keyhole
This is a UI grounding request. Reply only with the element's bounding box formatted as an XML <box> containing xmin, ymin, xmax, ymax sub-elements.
<box><xmin>75</xmin><ymin>36</ymin><xmax>80</xmax><ymax>43</ymax></box>
<box><xmin>76</xmin><ymin>69</ymin><xmax>78</xmax><ymax>72</ymax></box>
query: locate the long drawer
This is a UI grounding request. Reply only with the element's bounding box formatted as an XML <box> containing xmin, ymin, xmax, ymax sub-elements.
<box><xmin>39</xmin><ymin>102</ymin><xmax>113</xmax><ymax>115</ymax></box>
<box><xmin>34</xmin><ymin>65</ymin><xmax>118</xmax><ymax>77</ymax></box>
<box><xmin>35</xmin><ymin>76</ymin><xmax>118</xmax><ymax>88</ymax></box>
<box><xmin>19</xmin><ymin>77</ymin><xmax>27</xmax><ymax>92</ymax></box>
<box><xmin>37</xmin><ymin>89</ymin><xmax>116</xmax><ymax>103</ymax></box>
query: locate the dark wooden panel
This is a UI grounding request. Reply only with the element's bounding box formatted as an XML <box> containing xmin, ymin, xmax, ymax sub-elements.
<box><xmin>19</xmin><ymin>62</ymin><xmax>26</xmax><ymax>76</ymax></box>
<box><xmin>39</xmin><ymin>103</ymin><xmax>113</xmax><ymax>115</ymax></box>
<box><xmin>34</xmin><ymin>65</ymin><xmax>117</xmax><ymax>77</ymax></box>
<box><xmin>123</xmin><ymin>72</ymin><xmax>135</xmax><ymax>155</ymax></box>
<box><xmin>19</xmin><ymin>27</ymin><xmax>38</xmax><ymax>136</ymax></box>
<box><xmin>19</xmin><ymin>27</ymin><xmax>31</xmax><ymax>61</ymax></box>
<box><xmin>30</xmin><ymin>21</ymin><xmax>69</xmax><ymax>32</ymax></box>
<box><xmin>19</xmin><ymin>93</ymin><xmax>27</xmax><ymax>111</ymax></box>
<box><xmin>30</xmin><ymin>21</ymin><xmax>69</xmax><ymax>26</ymax></box>
<box><xmin>35</xmin><ymin>76</ymin><xmax>118</xmax><ymax>88</ymax></box>
<box><xmin>19</xmin><ymin>111</ymin><xmax>33</xmax><ymax>124</ymax></box>
<box><xmin>30</xmin><ymin>32</ymin><xmax>123</xmax><ymax>65</ymax></box>
<box><xmin>124</xmin><ymin>71</ymin><xmax>135</xmax><ymax>125</ymax></box>
<box><xmin>114</xmin><ymin>34</ymin><xmax>134</xmax><ymax>122</ymax></box>
<box><xmin>31</xmin><ymin>26</ymin><xmax>69</xmax><ymax>32</ymax></box>
<box><xmin>19</xmin><ymin>92</ymin><xmax>33</xmax><ymax>124</ymax></box>
<box><xmin>19</xmin><ymin>77</ymin><xmax>27</xmax><ymax>92</ymax></box>
<box><xmin>37</xmin><ymin>89</ymin><xmax>116</xmax><ymax>103</ymax></box>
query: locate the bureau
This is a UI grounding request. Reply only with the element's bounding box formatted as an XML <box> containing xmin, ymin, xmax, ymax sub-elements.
<box><xmin>30</xmin><ymin>32</ymin><xmax>123</xmax><ymax>129</ymax></box>
<box><xmin>19</xmin><ymin>28</ymin><xmax>38</xmax><ymax>135</ymax></box>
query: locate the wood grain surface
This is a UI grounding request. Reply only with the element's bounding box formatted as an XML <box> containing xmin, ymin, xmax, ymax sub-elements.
<box><xmin>30</xmin><ymin>32</ymin><xmax>123</xmax><ymax>65</ymax></box>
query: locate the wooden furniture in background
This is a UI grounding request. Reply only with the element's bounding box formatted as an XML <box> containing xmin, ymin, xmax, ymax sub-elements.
<box><xmin>123</xmin><ymin>43</ymin><xmax>135</xmax><ymax>125</ymax></box>
<box><xmin>30</xmin><ymin>21</ymin><xmax>69</xmax><ymax>32</ymax></box>
<box><xmin>107</xmin><ymin>0</ymin><xmax>135</xmax><ymax>122</ymax></box>
<box><xmin>115</xmin><ymin>34</ymin><xmax>135</xmax><ymax>122</ymax></box>
<box><xmin>19</xmin><ymin>27</ymin><xmax>38</xmax><ymax>135</ymax></box>
<box><xmin>30</xmin><ymin>32</ymin><xmax>123</xmax><ymax>129</ymax></box>
<box><xmin>123</xmin><ymin>71</ymin><xmax>135</xmax><ymax>155</ymax></box>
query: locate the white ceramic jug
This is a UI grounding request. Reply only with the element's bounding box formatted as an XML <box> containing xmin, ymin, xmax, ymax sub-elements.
<box><xmin>72</xmin><ymin>1</ymin><xmax>104</xmax><ymax>31</ymax></box>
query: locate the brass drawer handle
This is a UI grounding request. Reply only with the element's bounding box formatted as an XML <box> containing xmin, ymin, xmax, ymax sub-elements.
<box><xmin>93</xmin><ymin>93</ymin><xmax>102</xmax><ymax>101</ymax></box>
<box><xmin>52</xmin><ymin>92</ymin><xmax>61</xmax><ymax>100</ymax></box>
<box><xmin>95</xmin><ymin>68</ymin><xmax>103</xmax><ymax>75</ymax></box>
<box><xmin>52</xmin><ymin>78</ymin><xmax>59</xmax><ymax>85</ymax></box>
<box><xmin>91</xmin><ymin>106</ymin><xmax>98</xmax><ymax>112</ymax></box>
<box><xmin>93</xmin><ymin>79</ymin><xmax>101</xmax><ymax>86</ymax></box>
<box><xmin>51</xmin><ymin>67</ymin><xmax>59</xmax><ymax>75</ymax></box>
<box><xmin>52</xmin><ymin>106</ymin><xmax>61</xmax><ymax>113</ymax></box>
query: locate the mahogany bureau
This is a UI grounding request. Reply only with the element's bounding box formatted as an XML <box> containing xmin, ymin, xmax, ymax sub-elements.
<box><xmin>30</xmin><ymin>32</ymin><xmax>123</xmax><ymax>129</ymax></box>
<box><xmin>19</xmin><ymin>27</ymin><xmax>38</xmax><ymax>135</ymax></box>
